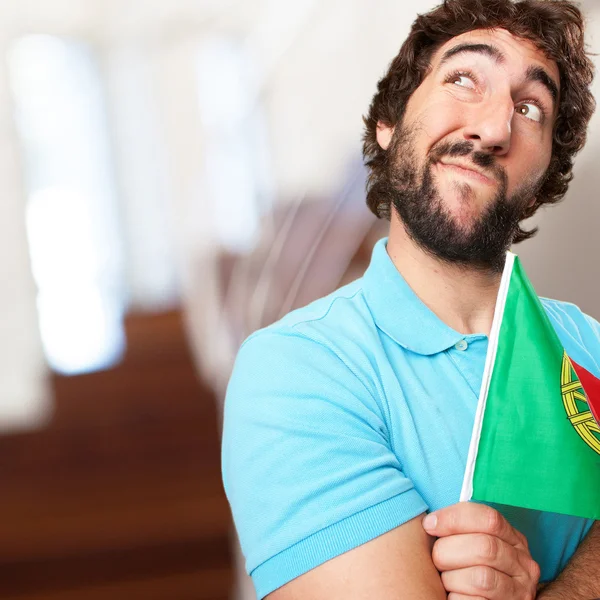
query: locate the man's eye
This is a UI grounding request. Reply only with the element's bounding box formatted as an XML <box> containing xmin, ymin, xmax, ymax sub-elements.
<box><xmin>451</xmin><ymin>74</ymin><xmax>476</xmax><ymax>89</ymax></box>
<box><xmin>516</xmin><ymin>103</ymin><xmax>543</xmax><ymax>123</ymax></box>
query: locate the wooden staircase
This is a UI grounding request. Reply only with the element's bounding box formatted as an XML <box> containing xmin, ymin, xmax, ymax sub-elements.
<box><xmin>0</xmin><ymin>310</ymin><xmax>233</xmax><ymax>600</ymax></box>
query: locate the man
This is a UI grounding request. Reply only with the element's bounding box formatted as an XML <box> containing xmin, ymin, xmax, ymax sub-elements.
<box><xmin>222</xmin><ymin>0</ymin><xmax>600</xmax><ymax>598</ymax></box>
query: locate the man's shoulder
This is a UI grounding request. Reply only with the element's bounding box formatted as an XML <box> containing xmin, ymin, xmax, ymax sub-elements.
<box><xmin>540</xmin><ymin>297</ymin><xmax>600</xmax><ymax>373</ymax></box>
<box><xmin>243</xmin><ymin>277</ymin><xmax>374</xmax><ymax>349</ymax></box>
<box><xmin>540</xmin><ymin>296</ymin><xmax>599</xmax><ymax>332</ymax></box>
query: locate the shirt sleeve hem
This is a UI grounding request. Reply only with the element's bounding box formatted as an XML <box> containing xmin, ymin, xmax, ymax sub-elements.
<box><xmin>251</xmin><ymin>489</ymin><xmax>428</xmax><ymax>599</ymax></box>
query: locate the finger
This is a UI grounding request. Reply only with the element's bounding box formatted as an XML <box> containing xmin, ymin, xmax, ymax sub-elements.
<box><xmin>423</xmin><ymin>503</ymin><xmax>527</xmax><ymax>549</ymax></box>
<box><xmin>432</xmin><ymin>533</ymin><xmax>526</xmax><ymax>578</ymax></box>
<box><xmin>447</xmin><ymin>594</ymin><xmax>488</xmax><ymax>600</ymax></box>
<box><xmin>441</xmin><ymin>566</ymin><xmax>516</xmax><ymax>599</ymax></box>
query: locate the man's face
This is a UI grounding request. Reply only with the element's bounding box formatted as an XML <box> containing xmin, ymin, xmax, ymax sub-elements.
<box><xmin>377</xmin><ymin>28</ymin><xmax>560</xmax><ymax>270</ymax></box>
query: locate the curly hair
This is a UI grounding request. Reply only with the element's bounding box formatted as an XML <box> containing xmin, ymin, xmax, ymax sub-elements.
<box><xmin>362</xmin><ymin>0</ymin><xmax>596</xmax><ymax>243</ymax></box>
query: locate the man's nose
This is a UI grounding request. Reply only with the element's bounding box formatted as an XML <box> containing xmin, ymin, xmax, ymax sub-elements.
<box><xmin>463</xmin><ymin>100</ymin><xmax>513</xmax><ymax>156</ymax></box>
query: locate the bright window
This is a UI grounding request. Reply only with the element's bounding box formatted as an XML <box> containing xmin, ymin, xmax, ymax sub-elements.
<box><xmin>8</xmin><ymin>35</ymin><xmax>126</xmax><ymax>375</ymax></box>
<box><xmin>196</xmin><ymin>36</ymin><xmax>273</xmax><ymax>253</ymax></box>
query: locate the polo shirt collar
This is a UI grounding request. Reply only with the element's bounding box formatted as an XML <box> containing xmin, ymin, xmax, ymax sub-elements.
<box><xmin>362</xmin><ymin>237</ymin><xmax>466</xmax><ymax>356</ymax></box>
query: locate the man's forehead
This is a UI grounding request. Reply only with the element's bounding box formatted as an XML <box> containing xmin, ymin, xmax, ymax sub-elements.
<box><xmin>432</xmin><ymin>28</ymin><xmax>560</xmax><ymax>83</ymax></box>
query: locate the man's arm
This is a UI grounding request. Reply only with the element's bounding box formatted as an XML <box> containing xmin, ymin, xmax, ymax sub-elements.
<box><xmin>537</xmin><ymin>521</ymin><xmax>600</xmax><ymax>600</ymax></box>
<box><xmin>264</xmin><ymin>502</ymin><xmax>596</xmax><ymax>600</ymax></box>
<box><xmin>265</xmin><ymin>514</ymin><xmax>447</xmax><ymax>600</ymax></box>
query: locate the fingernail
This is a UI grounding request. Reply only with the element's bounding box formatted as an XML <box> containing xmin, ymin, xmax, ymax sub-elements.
<box><xmin>423</xmin><ymin>513</ymin><xmax>437</xmax><ymax>531</ymax></box>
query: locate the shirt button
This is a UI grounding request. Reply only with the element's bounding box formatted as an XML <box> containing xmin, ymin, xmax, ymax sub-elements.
<box><xmin>455</xmin><ymin>340</ymin><xmax>468</xmax><ymax>351</ymax></box>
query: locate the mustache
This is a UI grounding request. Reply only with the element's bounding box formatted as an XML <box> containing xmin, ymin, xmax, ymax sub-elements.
<box><xmin>429</xmin><ymin>140</ymin><xmax>506</xmax><ymax>183</ymax></box>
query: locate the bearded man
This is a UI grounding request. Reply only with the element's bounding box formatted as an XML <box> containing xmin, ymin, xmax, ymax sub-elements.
<box><xmin>222</xmin><ymin>1</ymin><xmax>600</xmax><ymax>598</ymax></box>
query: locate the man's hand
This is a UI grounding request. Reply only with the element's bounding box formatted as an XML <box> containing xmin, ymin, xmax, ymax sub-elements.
<box><xmin>423</xmin><ymin>502</ymin><xmax>541</xmax><ymax>600</ymax></box>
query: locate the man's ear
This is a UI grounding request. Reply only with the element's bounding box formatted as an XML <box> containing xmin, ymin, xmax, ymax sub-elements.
<box><xmin>376</xmin><ymin>122</ymin><xmax>394</xmax><ymax>150</ymax></box>
<box><xmin>522</xmin><ymin>196</ymin><xmax>539</xmax><ymax>219</ymax></box>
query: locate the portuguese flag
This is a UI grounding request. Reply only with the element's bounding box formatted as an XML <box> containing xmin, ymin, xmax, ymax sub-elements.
<box><xmin>460</xmin><ymin>253</ymin><xmax>600</xmax><ymax>520</ymax></box>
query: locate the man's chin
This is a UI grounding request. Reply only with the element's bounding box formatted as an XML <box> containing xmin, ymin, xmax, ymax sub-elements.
<box><xmin>445</xmin><ymin>207</ymin><xmax>489</xmax><ymax>235</ymax></box>
<box><xmin>432</xmin><ymin>169</ymin><xmax>498</xmax><ymax>208</ymax></box>
<box><xmin>432</xmin><ymin>190</ymin><xmax>491</xmax><ymax>233</ymax></box>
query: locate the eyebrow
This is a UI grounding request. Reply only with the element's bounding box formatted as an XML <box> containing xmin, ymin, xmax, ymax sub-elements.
<box><xmin>438</xmin><ymin>43</ymin><xmax>505</xmax><ymax>66</ymax></box>
<box><xmin>526</xmin><ymin>65</ymin><xmax>559</xmax><ymax>106</ymax></box>
<box><xmin>438</xmin><ymin>42</ymin><xmax>560</xmax><ymax>111</ymax></box>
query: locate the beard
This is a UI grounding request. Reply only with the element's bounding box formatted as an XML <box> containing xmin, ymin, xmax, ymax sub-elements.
<box><xmin>375</xmin><ymin>124</ymin><xmax>544</xmax><ymax>273</ymax></box>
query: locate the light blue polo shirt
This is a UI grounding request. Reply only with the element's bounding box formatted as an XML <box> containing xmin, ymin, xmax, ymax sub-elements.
<box><xmin>222</xmin><ymin>237</ymin><xmax>597</xmax><ymax>599</ymax></box>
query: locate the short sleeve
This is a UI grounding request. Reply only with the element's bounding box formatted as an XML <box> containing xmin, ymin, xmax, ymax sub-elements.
<box><xmin>543</xmin><ymin>299</ymin><xmax>600</xmax><ymax>374</ymax></box>
<box><xmin>582</xmin><ymin>311</ymin><xmax>600</xmax><ymax>370</ymax></box>
<box><xmin>221</xmin><ymin>328</ymin><xmax>427</xmax><ymax>598</ymax></box>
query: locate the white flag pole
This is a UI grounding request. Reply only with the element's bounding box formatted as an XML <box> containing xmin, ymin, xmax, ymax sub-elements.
<box><xmin>459</xmin><ymin>251</ymin><xmax>516</xmax><ymax>502</ymax></box>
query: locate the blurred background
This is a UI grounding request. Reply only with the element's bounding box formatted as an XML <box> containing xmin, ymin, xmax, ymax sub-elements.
<box><xmin>0</xmin><ymin>0</ymin><xmax>598</xmax><ymax>599</ymax></box>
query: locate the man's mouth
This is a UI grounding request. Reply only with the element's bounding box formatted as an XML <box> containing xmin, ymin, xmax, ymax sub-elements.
<box><xmin>437</xmin><ymin>160</ymin><xmax>496</xmax><ymax>186</ymax></box>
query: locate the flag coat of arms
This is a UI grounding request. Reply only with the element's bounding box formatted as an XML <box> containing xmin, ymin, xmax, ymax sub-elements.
<box><xmin>461</xmin><ymin>252</ymin><xmax>600</xmax><ymax>520</ymax></box>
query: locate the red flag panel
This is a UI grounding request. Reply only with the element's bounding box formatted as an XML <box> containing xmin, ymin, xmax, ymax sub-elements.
<box><xmin>571</xmin><ymin>358</ymin><xmax>600</xmax><ymax>426</ymax></box>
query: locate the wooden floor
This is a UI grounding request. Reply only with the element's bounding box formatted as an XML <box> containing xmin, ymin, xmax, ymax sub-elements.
<box><xmin>0</xmin><ymin>311</ymin><xmax>233</xmax><ymax>600</ymax></box>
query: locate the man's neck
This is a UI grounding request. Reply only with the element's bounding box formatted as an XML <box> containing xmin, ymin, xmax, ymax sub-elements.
<box><xmin>386</xmin><ymin>216</ymin><xmax>503</xmax><ymax>337</ymax></box>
